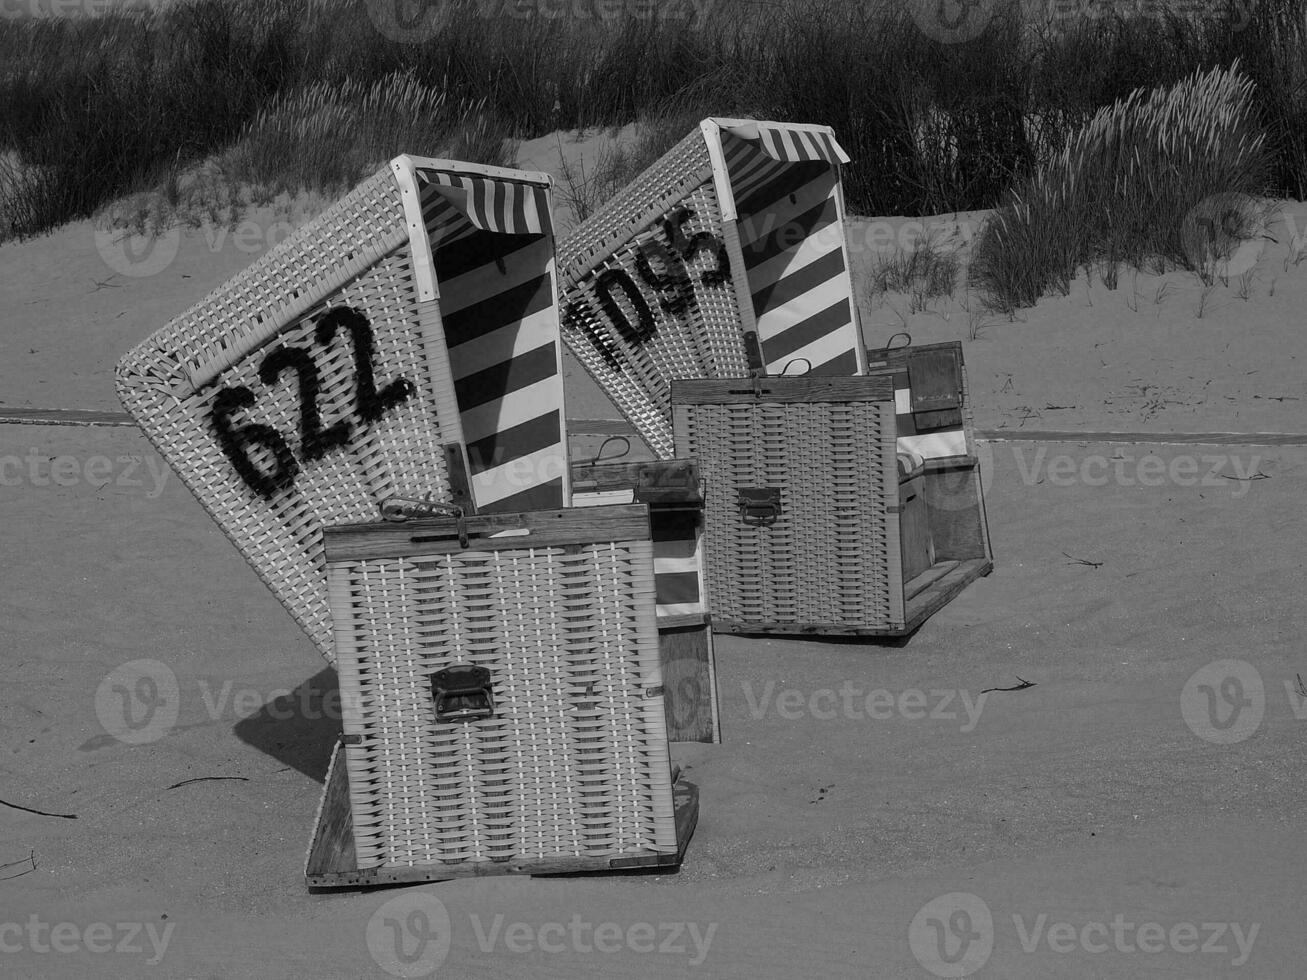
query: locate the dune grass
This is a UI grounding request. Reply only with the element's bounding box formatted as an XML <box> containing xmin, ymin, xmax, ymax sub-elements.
<box><xmin>970</xmin><ymin>63</ymin><xmax>1272</xmax><ymax>310</ymax></box>
<box><xmin>0</xmin><ymin>0</ymin><xmax>1305</xmax><ymax>250</ymax></box>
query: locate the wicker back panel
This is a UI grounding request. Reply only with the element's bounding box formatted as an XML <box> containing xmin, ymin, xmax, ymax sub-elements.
<box><xmin>558</xmin><ymin>128</ymin><xmax>749</xmax><ymax>457</ymax></box>
<box><xmin>327</xmin><ymin>512</ymin><xmax>676</xmax><ymax>868</ymax></box>
<box><xmin>116</xmin><ymin>168</ymin><xmax>458</xmax><ymax>660</ymax></box>
<box><xmin>673</xmin><ymin>384</ymin><xmax>901</xmax><ymax>632</ymax></box>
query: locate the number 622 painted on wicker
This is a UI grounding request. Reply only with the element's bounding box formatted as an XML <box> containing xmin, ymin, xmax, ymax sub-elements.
<box><xmin>209</xmin><ymin>307</ymin><xmax>415</xmax><ymax>499</ymax></box>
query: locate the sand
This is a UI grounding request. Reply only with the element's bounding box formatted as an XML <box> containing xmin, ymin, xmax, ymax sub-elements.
<box><xmin>2</xmin><ymin>130</ymin><xmax>1305</xmax><ymax>978</ymax></box>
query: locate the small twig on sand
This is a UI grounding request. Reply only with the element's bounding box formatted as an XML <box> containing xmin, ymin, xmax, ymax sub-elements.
<box><xmin>164</xmin><ymin>776</ymin><xmax>250</xmax><ymax>792</ymax></box>
<box><xmin>981</xmin><ymin>677</ymin><xmax>1036</xmax><ymax>694</ymax></box>
<box><xmin>1294</xmin><ymin>674</ymin><xmax>1307</xmax><ymax>700</ymax></box>
<box><xmin>0</xmin><ymin>798</ymin><xmax>77</xmax><ymax>819</ymax></box>
<box><xmin>0</xmin><ymin>850</ymin><xmax>37</xmax><ymax>880</ymax></box>
<box><xmin>1062</xmin><ymin>551</ymin><xmax>1103</xmax><ymax>568</ymax></box>
<box><xmin>1218</xmin><ymin>471</ymin><xmax>1270</xmax><ymax>481</ymax></box>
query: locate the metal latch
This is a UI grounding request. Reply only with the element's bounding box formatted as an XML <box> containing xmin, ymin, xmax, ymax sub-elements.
<box><xmin>430</xmin><ymin>665</ymin><xmax>495</xmax><ymax>723</ymax></box>
<box><xmin>737</xmin><ymin>487</ymin><xmax>782</xmax><ymax>526</ymax></box>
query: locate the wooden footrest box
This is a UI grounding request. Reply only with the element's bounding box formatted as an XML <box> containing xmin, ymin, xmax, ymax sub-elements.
<box><xmin>317</xmin><ymin>504</ymin><xmax>684</xmax><ymax>883</ymax></box>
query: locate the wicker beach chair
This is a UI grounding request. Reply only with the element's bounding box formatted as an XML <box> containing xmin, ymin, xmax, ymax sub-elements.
<box><xmin>558</xmin><ymin>118</ymin><xmax>866</xmax><ymax>458</ymax></box>
<box><xmin>116</xmin><ymin>156</ymin><xmax>571</xmax><ymax>662</ymax></box>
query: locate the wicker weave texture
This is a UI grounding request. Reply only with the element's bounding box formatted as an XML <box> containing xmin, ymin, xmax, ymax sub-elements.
<box><xmin>558</xmin><ymin>128</ymin><xmax>749</xmax><ymax>457</ymax></box>
<box><xmin>328</xmin><ymin>538</ymin><xmax>676</xmax><ymax>869</ymax></box>
<box><xmin>674</xmin><ymin>399</ymin><xmax>899</xmax><ymax>631</ymax></box>
<box><xmin>116</xmin><ymin>167</ymin><xmax>457</xmax><ymax>661</ymax></box>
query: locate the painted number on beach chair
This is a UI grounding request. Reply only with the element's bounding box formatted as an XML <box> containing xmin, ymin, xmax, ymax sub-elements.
<box><xmin>209</xmin><ymin>306</ymin><xmax>415</xmax><ymax>498</ymax></box>
<box><xmin>562</xmin><ymin>206</ymin><xmax>730</xmax><ymax>373</ymax></box>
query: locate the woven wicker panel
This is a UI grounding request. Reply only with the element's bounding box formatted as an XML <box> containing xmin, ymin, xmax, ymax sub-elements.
<box><xmin>558</xmin><ymin>128</ymin><xmax>750</xmax><ymax>457</ymax></box>
<box><xmin>328</xmin><ymin>522</ymin><xmax>677</xmax><ymax>869</ymax></box>
<box><xmin>673</xmin><ymin>393</ymin><xmax>900</xmax><ymax>632</ymax></box>
<box><xmin>116</xmin><ymin>166</ymin><xmax>457</xmax><ymax>662</ymax></box>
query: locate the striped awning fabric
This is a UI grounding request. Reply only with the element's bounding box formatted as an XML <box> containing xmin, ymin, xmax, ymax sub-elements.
<box><xmin>724</xmin><ymin>122</ymin><xmax>849</xmax><ymax>167</ymax></box>
<box><xmin>417</xmin><ymin>169</ymin><xmax>552</xmax><ymax>248</ymax></box>
<box><xmin>723</xmin><ymin>130</ymin><xmax>862</xmax><ymax>376</ymax></box>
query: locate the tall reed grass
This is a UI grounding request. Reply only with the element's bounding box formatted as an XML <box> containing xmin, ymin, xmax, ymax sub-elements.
<box><xmin>0</xmin><ymin>0</ymin><xmax>1305</xmax><ymax>244</ymax></box>
<box><xmin>970</xmin><ymin>63</ymin><xmax>1271</xmax><ymax>309</ymax></box>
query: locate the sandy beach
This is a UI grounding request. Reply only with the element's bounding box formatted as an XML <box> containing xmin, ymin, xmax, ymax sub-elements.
<box><xmin>2</xmin><ymin>129</ymin><xmax>1305</xmax><ymax>978</ymax></box>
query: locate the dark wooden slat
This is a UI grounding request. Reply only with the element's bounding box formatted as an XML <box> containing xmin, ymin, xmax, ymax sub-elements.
<box><xmin>304</xmin><ymin>741</ymin><xmax>357</xmax><ymax>879</ymax></box>
<box><xmin>902</xmin><ymin>557</ymin><xmax>993</xmax><ymax>633</ymax></box>
<box><xmin>570</xmin><ymin>460</ymin><xmax>701</xmax><ymax>502</ymax></box>
<box><xmin>659</xmin><ymin>624</ymin><xmax>720</xmax><ymax>743</ymax></box>
<box><xmin>922</xmin><ymin>467</ymin><xmax>989</xmax><ymax>562</ymax></box>
<box><xmin>323</xmin><ymin>505</ymin><xmax>650</xmax><ymax>561</ymax></box>
<box><xmin>670</xmin><ymin>376</ymin><xmax>894</xmax><ymax>405</ymax></box>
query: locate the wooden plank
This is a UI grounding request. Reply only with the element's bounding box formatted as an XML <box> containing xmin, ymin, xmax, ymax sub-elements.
<box><xmin>658</xmin><ymin>611</ymin><xmax>709</xmax><ymax>630</ymax></box>
<box><xmin>903</xmin><ymin>559</ymin><xmax>959</xmax><ymax>601</ymax></box>
<box><xmin>323</xmin><ymin>504</ymin><xmax>651</xmax><ymax>561</ymax></box>
<box><xmin>570</xmin><ymin>460</ymin><xmax>702</xmax><ymax>503</ymax></box>
<box><xmin>659</xmin><ymin>624</ymin><xmax>721</xmax><ymax>743</ymax></box>
<box><xmin>713</xmin><ymin>620</ymin><xmax>896</xmax><ymax>637</ymax></box>
<box><xmin>670</xmin><ymin>376</ymin><xmax>893</xmax><ymax>405</ymax></box>
<box><xmin>921</xmin><ymin>467</ymin><xmax>989</xmax><ymax>562</ymax></box>
<box><xmin>922</xmin><ymin>455</ymin><xmax>979</xmax><ymax>473</ymax></box>
<box><xmin>865</xmin><ymin>339</ymin><xmax>963</xmax><ymax>370</ymax></box>
<box><xmin>903</xmin><ymin>557</ymin><xmax>993</xmax><ymax>633</ymax></box>
<box><xmin>899</xmin><ymin>475</ymin><xmax>935</xmax><ymax>583</ymax></box>
<box><xmin>304</xmin><ymin>740</ymin><xmax>356</xmax><ymax>879</ymax></box>
<box><xmin>907</xmin><ymin>348</ymin><xmax>963</xmax><ymax>412</ymax></box>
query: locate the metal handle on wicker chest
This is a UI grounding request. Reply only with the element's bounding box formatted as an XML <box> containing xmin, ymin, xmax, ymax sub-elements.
<box><xmin>430</xmin><ymin>665</ymin><xmax>495</xmax><ymax>723</ymax></box>
<box><xmin>737</xmin><ymin>487</ymin><xmax>782</xmax><ymax>526</ymax></box>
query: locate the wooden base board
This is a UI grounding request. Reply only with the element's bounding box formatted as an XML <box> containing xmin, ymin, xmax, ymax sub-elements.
<box><xmin>711</xmin><ymin>557</ymin><xmax>992</xmax><ymax>637</ymax></box>
<box><xmin>305</xmin><ymin>741</ymin><xmax>699</xmax><ymax>890</ymax></box>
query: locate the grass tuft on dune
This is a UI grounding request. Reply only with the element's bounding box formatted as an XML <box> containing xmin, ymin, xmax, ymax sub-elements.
<box><xmin>970</xmin><ymin>63</ymin><xmax>1272</xmax><ymax>311</ymax></box>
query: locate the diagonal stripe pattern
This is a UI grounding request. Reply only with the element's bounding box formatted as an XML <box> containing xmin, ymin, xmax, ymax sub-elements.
<box><xmin>723</xmin><ymin>130</ymin><xmax>862</xmax><ymax>376</ymax></box>
<box><xmin>420</xmin><ymin>167</ymin><xmax>567</xmax><ymax>513</ymax></box>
